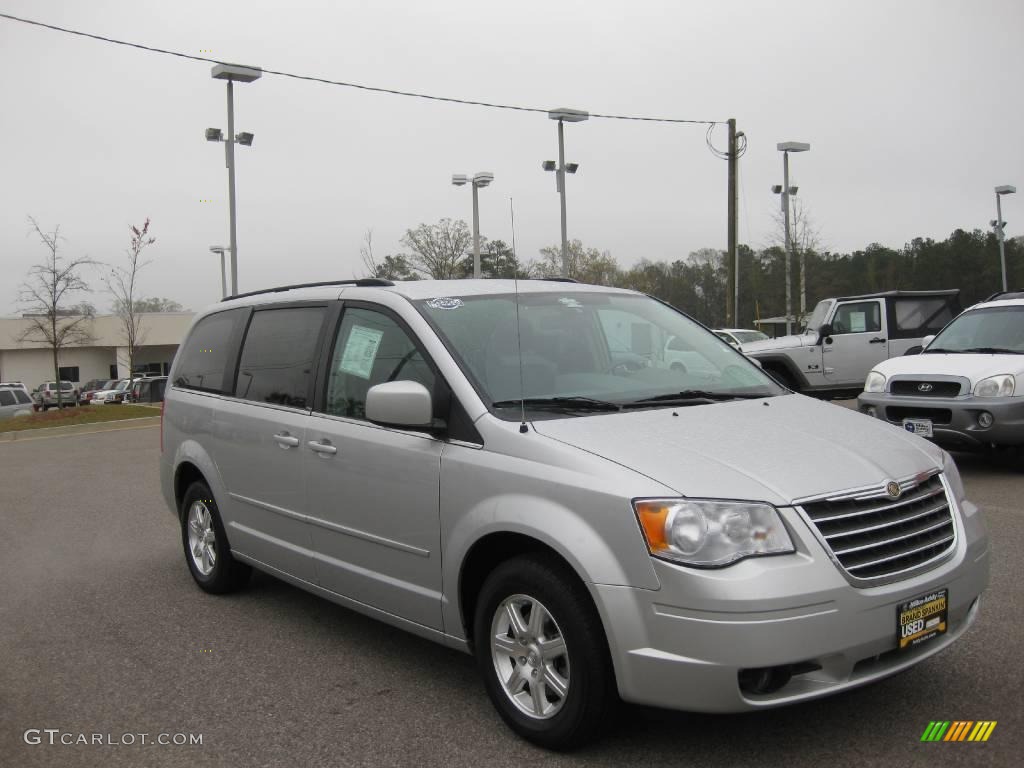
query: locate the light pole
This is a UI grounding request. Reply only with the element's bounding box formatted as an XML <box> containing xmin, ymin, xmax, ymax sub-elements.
<box><xmin>206</xmin><ymin>63</ymin><xmax>261</xmax><ymax>296</ymax></box>
<box><xmin>544</xmin><ymin>108</ymin><xmax>588</xmax><ymax>277</ymax></box>
<box><xmin>773</xmin><ymin>141</ymin><xmax>810</xmax><ymax>334</ymax></box>
<box><xmin>452</xmin><ymin>172</ymin><xmax>494</xmax><ymax>278</ymax></box>
<box><xmin>209</xmin><ymin>246</ymin><xmax>228</xmax><ymax>298</ymax></box>
<box><xmin>993</xmin><ymin>185</ymin><xmax>1016</xmax><ymax>291</ymax></box>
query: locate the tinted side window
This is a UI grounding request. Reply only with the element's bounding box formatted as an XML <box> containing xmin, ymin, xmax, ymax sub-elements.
<box><xmin>325</xmin><ymin>308</ymin><xmax>435</xmax><ymax>420</ymax></box>
<box><xmin>172</xmin><ymin>308</ymin><xmax>247</xmax><ymax>394</ymax></box>
<box><xmin>14</xmin><ymin>390</ymin><xmax>31</xmax><ymax>404</ymax></box>
<box><xmin>0</xmin><ymin>390</ymin><xmax>14</xmax><ymax>406</ymax></box>
<box><xmin>236</xmin><ymin>307</ymin><xmax>326</xmax><ymax>409</ymax></box>
<box><xmin>832</xmin><ymin>301</ymin><xmax>881</xmax><ymax>334</ymax></box>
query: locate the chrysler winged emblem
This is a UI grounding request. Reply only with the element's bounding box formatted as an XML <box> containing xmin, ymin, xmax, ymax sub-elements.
<box><xmin>886</xmin><ymin>481</ymin><xmax>901</xmax><ymax>499</ymax></box>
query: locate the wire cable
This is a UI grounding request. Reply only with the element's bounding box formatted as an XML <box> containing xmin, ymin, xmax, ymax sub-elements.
<box><xmin>0</xmin><ymin>12</ymin><xmax>721</xmax><ymax>126</ymax></box>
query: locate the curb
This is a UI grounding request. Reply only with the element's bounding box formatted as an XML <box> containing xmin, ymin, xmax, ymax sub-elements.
<box><xmin>0</xmin><ymin>415</ymin><xmax>161</xmax><ymax>443</ymax></box>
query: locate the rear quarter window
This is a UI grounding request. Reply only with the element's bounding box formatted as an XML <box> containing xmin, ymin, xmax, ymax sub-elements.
<box><xmin>172</xmin><ymin>308</ymin><xmax>248</xmax><ymax>394</ymax></box>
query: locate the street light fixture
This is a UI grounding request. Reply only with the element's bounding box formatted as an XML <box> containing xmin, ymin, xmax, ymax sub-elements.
<box><xmin>207</xmin><ymin>63</ymin><xmax>261</xmax><ymax>296</ymax></box>
<box><xmin>209</xmin><ymin>246</ymin><xmax>229</xmax><ymax>299</ymax></box>
<box><xmin>773</xmin><ymin>141</ymin><xmax>811</xmax><ymax>335</ymax></box>
<box><xmin>993</xmin><ymin>185</ymin><xmax>1016</xmax><ymax>291</ymax></box>
<box><xmin>544</xmin><ymin>107</ymin><xmax>589</xmax><ymax>277</ymax></box>
<box><xmin>452</xmin><ymin>172</ymin><xmax>494</xmax><ymax>278</ymax></box>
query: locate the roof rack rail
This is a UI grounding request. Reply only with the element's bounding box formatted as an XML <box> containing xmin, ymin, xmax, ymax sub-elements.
<box><xmin>223</xmin><ymin>278</ymin><xmax>394</xmax><ymax>302</ymax></box>
<box><xmin>536</xmin><ymin>276</ymin><xmax>578</xmax><ymax>283</ymax></box>
<box><xmin>983</xmin><ymin>289</ymin><xmax>1024</xmax><ymax>302</ymax></box>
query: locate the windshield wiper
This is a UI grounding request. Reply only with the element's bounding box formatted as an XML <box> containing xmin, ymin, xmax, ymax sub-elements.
<box><xmin>922</xmin><ymin>347</ymin><xmax>961</xmax><ymax>354</ymax></box>
<box><xmin>491</xmin><ymin>396</ymin><xmax>621</xmax><ymax>413</ymax></box>
<box><xmin>623</xmin><ymin>390</ymin><xmax>767</xmax><ymax>408</ymax></box>
<box><xmin>960</xmin><ymin>347</ymin><xmax>1023</xmax><ymax>354</ymax></box>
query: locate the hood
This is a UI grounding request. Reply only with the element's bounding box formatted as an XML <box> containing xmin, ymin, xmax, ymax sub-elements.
<box><xmin>875</xmin><ymin>352</ymin><xmax>1024</xmax><ymax>388</ymax></box>
<box><xmin>532</xmin><ymin>394</ymin><xmax>943</xmax><ymax>506</ymax></box>
<box><xmin>743</xmin><ymin>333</ymin><xmax>816</xmax><ymax>354</ymax></box>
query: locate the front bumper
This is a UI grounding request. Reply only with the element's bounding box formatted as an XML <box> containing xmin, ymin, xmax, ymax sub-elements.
<box><xmin>593</xmin><ymin>501</ymin><xmax>989</xmax><ymax>712</ymax></box>
<box><xmin>858</xmin><ymin>391</ymin><xmax>1024</xmax><ymax>448</ymax></box>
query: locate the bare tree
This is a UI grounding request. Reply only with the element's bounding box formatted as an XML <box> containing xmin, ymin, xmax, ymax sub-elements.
<box><xmin>105</xmin><ymin>219</ymin><xmax>156</xmax><ymax>380</ymax></box>
<box><xmin>768</xmin><ymin>199</ymin><xmax>825</xmax><ymax>322</ymax></box>
<box><xmin>531</xmin><ymin>239</ymin><xmax>620</xmax><ymax>284</ymax></box>
<box><xmin>400</xmin><ymin>218</ymin><xmax>471</xmax><ymax>279</ymax></box>
<box><xmin>17</xmin><ymin>217</ymin><xmax>96</xmax><ymax>407</ymax></box>
<box><xmin>359</xmin><ymin>228</ymin><xmax>418</xmax><ymax>280</ymax></box>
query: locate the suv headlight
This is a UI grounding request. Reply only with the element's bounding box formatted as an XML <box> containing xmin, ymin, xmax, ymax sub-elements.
<box><xmin>973</xmin><ymin>374</ymin><xmax>1014</xmax><ymax>397</ymax></box>
<box><xmin>633</xmin><ymin>499</ymin><xmax>795</xmax><ymax>567</ymax></box>
<box><xmin>864</xmin><ymin>371</ymin><xmax>886</xmax><ymax>393</ymax></box>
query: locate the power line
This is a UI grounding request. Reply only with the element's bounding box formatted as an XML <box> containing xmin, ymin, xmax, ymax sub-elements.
<box><xmin>0</xmin><ymin>11</ymin><xmax>722</xmax><ymax>126</ymax></box>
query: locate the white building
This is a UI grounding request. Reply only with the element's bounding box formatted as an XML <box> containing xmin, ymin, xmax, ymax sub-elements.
<box><xmin>0</xmin><ymin>312</ymin><xmax>194</xmax><ymax>387</ymax></box>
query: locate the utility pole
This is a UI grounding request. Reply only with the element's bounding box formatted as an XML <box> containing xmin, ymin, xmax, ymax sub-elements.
<box><xmin>782</xmin><ymin>150</ymin><xmax>793</xmax><ymax>336</ymax></box>
<box><xmin>726</xmin><ymin>119</ymin><xmax>738</xmax><ymax>327</ymax></box>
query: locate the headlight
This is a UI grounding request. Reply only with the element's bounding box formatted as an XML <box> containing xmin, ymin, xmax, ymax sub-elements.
<box><xmin>941</xmin><ymin>451</ymin><xmax>966</xmax><ymax>504</ymax></box>
<box><xmin>633</xmin><ymin>499</ymin><xmax>795</xmax><ymax>567</ymax></box>
<box><xmin>973</xmin><ymin>374</ymin><xmax>1015</xmax><ymax>397</ymax></box>
<box><xmin>864</xmin><ymin>371</ymin><xmax>886</xmax><ymax>393</ymax></box>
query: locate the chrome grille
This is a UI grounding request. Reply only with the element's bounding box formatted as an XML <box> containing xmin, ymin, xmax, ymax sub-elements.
<box><xmin>799</xmin><ymin>473</ymin><xmax>955</xmax><ymax>581</ymax></box>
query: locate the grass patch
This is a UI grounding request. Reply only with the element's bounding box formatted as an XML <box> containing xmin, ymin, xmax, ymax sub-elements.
<box><xmin>0</xmin><ymin>404</ymin><xmax>160</xmax><ymax>433</ymax></box>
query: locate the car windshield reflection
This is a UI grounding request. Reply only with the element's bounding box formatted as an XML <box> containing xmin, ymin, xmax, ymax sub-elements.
<box><xmin>418</xmin><ymin>290</ymin><xmax>784</xmax><ymax>419</ymax></box>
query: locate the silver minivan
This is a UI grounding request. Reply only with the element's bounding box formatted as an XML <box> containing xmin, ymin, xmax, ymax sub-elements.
<box><xmin>160</xmin><ymin>279</ymin><xmax>989</xmax><ymax>749</ymax></box>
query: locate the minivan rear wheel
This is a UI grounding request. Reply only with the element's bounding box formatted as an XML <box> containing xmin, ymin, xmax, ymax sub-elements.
<box><xmin>181</xmin><ymin>481</ymin><xmax>251</xmax><ymax>594</ymax></box>
<box><xmin>473</xmin><ymin>554</ymin><xmax>616</xmax><ymax>750</ymax></box>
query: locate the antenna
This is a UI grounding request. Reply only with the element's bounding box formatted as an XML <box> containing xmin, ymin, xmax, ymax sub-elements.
<box><xmin>511</xmin><ymin>196</ymin><xmax>527</xmax><ymax>434</ymax></box>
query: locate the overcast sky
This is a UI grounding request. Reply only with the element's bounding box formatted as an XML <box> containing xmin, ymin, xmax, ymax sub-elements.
<box><xmin>1</xmin><ymin>0</ymin><xmax>1021</xmax><ymax>315</ymax></box>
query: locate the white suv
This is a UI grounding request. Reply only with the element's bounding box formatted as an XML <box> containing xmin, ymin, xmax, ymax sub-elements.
<box><xmin>858</xmin><ymin>292</ymin><xmax>1024</xmax><ymax>450</ymax></box>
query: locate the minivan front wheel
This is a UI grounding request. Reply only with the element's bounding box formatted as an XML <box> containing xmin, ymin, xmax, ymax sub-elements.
<box><xmin>181</xmin><ymin>481</ymin><xmax>251</xmax><ymax>594</ymax></box>
<box><xmin>473</xmin><ymin>555</ymin><xmax>616</xmax><ymax>750</ymax></box>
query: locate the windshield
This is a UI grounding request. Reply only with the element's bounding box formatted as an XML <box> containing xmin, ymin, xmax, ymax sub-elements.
<box><xmin>417</xmin><ymin>291</ymin><xmax>783</xmax><ymax>419</ymax></box>
<box><xmin>115</xmin><ymin>380</ymin><xmax>130</xmax><ymax>391</ymax></box>
<box><xmin>803</xmin><ymin>300</ymin><xmax>834</xmax><ymax>334</ymax></box>
<box><xmin>733</xmin><ymin>330</ymin><xmax>769</xmax><ymax>344</ymax></box>
<box><xmin>926</xmin><ymin>306</ymin><xmax>1024</xmax><ymax>353</ymax></box>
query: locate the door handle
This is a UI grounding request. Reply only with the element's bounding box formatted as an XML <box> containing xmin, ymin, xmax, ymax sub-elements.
<box><xmin>869</xmin><ymin>337</ymin><xmax>887</xmax><ymax>344</ymax></box>
<box><xmin>273</xmin><ymin>432</ymin><xmax>300</xmax><ymax>448</ymax></box>
<box><xmin>307</xmin><ymin>440</ymin><xmax>337</xmax><ymax>456</ymax></box>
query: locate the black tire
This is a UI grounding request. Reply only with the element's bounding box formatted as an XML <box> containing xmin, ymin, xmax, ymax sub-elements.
<box><xmin>473</xmin><ymin>554</ymin><xmax>617</xmax><ymax>750</ymax></box>
<box><xmin>180</xmin><ymin>480</ymin><xmax>251</xmax><ymax>594</ymax></box>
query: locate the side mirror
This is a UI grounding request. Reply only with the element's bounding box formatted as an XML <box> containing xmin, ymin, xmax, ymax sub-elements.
<box><xmin>921</xmin><ymin>334</ymin><xmax>935</xmax><ymax>349</ymax></box>
<box><xmin>818</xmin><ymin>323</ymin><xmax>833</xmax><ymax>338</ymax></box>
<box><xmin>366</xmin><ymin>380</ymin><xmax>434</xmax><ymax>428</ymax></box>
<box><xmin>744</xmin><ymin>355</ymin><xmax>764</xmax><ymax>369</ymax></box>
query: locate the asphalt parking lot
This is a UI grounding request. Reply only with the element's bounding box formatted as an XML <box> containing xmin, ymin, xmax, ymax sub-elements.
<box><xmin>1</xmin><ymin>417</ymin><xmax>1021</xmax><ymax>767</ymax></box>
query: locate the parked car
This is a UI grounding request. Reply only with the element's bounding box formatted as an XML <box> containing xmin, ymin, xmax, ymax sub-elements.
<box><xmin>90</xmin><ymin>379</ymin><xmax>131</xmax><ymax>404</ymax></box>
<box><xmin>128</xmin><ymin>376</ymin><xmax>167</xmax><ymax>404</ymax></box>
<box><xmin>742</xmin><ymin>290</ymin><xmax>961</xmax><ymax>397</ymax></box>
<box><xmin>79</xmin><ymin>378</ymin><xmax>116</xmax><ymax>405</ymax></box>
<box><xmin>0</xmin><ymin>382</ymin><xmax>34</xmax><ymax>420</ymax></box>
<box><xmin>31</xmin><ymin>381</ymin><xmax>79</xmax><ymax>410</ymax></box>
<box><xmin>858</xmin><ymin>292</ymin><xmax>1024</xmax><ymax>450</ymax></box>
<box><xmin>161</xmin><ymin>278</ymin><xmax>988</xmax><ymax>749</ymax></box>
<box><xmin>713</xmin><ymin>328</ymin><xmax>769</xmax><ymax>350</ymax></box>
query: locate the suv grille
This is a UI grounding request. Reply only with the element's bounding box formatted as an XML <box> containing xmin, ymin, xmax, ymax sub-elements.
<box><xmin>890</xmin><ymin>380</ymin><xmax>962</xmax><ymax>397</ymax></box>
<box><xmin>799</xmin><ymin>473</ymin><xmax>955</xmax><ymax>581</ymax></box>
